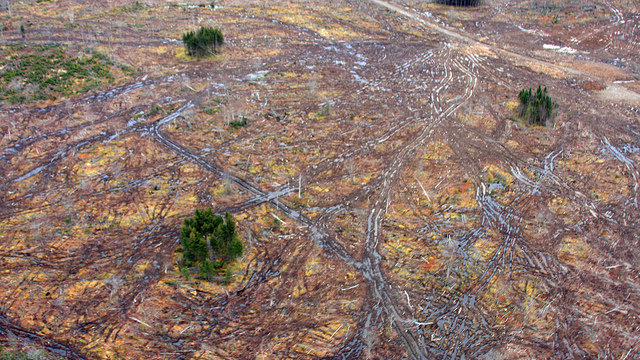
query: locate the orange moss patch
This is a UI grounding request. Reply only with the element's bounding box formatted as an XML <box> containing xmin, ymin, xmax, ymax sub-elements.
<box><xmin>420</xmin><ymin>255</ymin><xmax>442</xmax><ymax>272</ymax></box>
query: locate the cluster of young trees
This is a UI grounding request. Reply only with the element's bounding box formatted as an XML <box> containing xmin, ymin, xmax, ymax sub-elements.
<box><xmin>180</xmin><ymin>209</ymin><xmax>243</xmax><ymax>280</ymax></box>
<box><xmin>182</xmin><ymin>26</ymin><xmax>224</xmax><ymax>57</ymax></box>
<box><xmin>518</xmin><ymin>85</ymin><xmax>555</xmax><ymax>126</ymax></box>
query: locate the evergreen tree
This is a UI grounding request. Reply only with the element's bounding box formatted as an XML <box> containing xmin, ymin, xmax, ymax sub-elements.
<box><xmin>518</xmin><ymin>85</ymin><xmax>556</xmax><ymax>126</ymax></box>
<box><xmin>179</xmin><ymin>209</ymin><xmax>243</xmax><ymax>280</ymax></box>
<box><xmin>199</xmin><ymin>259</ymin><xmax>215</xmax><ymax>280</ymax></box>
<box><xmin>182</xmin><ymin>27</ymin><xmax>224</xmax><ymax>57</ymax></box>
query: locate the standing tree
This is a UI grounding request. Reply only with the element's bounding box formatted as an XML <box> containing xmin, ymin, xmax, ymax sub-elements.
<box><xmin>518</xmin><ymin>85</ymin><xmax>556</xmax><ymax>126</ymax></box>
<box><xmin>179</xmin><ymin>209</ymin><xmax>243</xmax><ymax>280</ymax></box>
<box><xmin>182</xmin><ymin>26</ymin><xmax>224</xmax><ymax>57</ymax></box>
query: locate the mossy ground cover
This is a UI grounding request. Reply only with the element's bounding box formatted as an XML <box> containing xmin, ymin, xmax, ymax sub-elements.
<box><xmin>0</xmin><ymin>44</ymin><xmax>115</xmax><ymax>103</ymax></box>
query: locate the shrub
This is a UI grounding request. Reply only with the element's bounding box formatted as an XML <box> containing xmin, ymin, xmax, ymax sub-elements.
<box><xmin>182</xmin><ymin>27</ymin><xmax>224</xmax><ymax>57</ymax></box>
<box><xmin>518</xmin><ymin>85</ymin><xmax>555</xmax><ymax>126</ymax></box>
<box><xmin>148</xmin><ymin>103</ymin><xmax>163</xmax><ymax>116</ymax></box>
<box><xmin>315</xmin><ymin>104</ymin><xmax>331</xmax><ymax>117</ymax></box>
<box><xmin>229</xmin><ymin>117</ymin><xmax>248</xmax><ymax>129</ymax></box>
<box><xmin>179</xmin><ymin>209</ymin><xmax>243</xmax><ymax>280</ymax></box>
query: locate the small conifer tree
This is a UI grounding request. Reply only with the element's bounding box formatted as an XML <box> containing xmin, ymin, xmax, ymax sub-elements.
<box><xmin>518</xmin><ymin>85</ymin><xmax>556</xmax><ymax>126</ymax></box>
<box><xmin>179</xmin><ymin>209</ymin><xmax>243</xmax><ymax>280</ymax></box>
<box><xmin>182</xmin><ymin>27</ymin><xmax>224</xmax><ymax>57</ymax></box>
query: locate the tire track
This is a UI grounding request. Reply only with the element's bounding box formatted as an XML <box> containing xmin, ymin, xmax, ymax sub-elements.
<box><xmin>355</xmin><ymin>49</ymin><xmax>480</xmax><ymax>358</ymax></box>
<box><xmin>150</xmin><ymin>104</ymin><xmax>362</xmax><ymax>269</ymax></box>
<box><xmin>366</xmin><ymin>0</ymin><xmax>640</xmax><ymax>98</ymax></box>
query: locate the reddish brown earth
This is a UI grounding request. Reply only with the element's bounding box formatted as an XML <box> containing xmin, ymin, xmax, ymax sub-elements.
<box><xmin>1</xmin><ymin>0</ymin><xmax>640</xmax><ymax>359</ymax></box>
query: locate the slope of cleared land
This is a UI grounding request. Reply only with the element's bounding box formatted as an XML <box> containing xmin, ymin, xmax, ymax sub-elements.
<box><xmin>1</xmin><ymin>0</ymin><xmax>640</xmax><ymax>358</ymax></box>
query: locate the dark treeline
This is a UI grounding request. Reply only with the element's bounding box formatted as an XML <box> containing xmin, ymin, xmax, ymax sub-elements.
<box><xmin>434</xmin><ymin>0</ymin><xmax>481</xmax><ymax>6</ymax></box>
